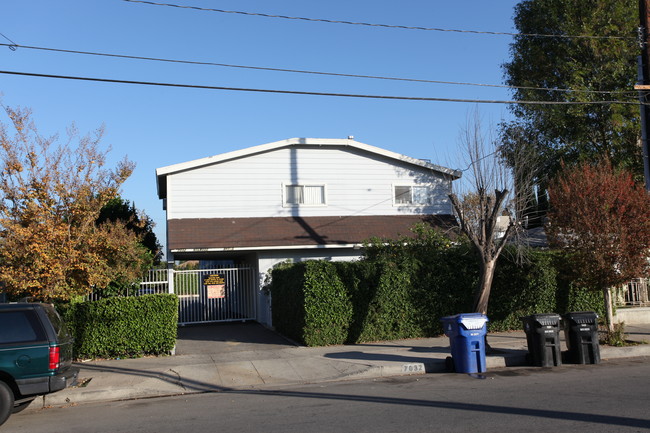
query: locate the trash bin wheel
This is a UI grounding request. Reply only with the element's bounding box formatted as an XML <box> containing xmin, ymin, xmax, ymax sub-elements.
<box><xmin>445</xmin><ymin>356</ymin><xmax>455</xmax><ymax>373</ymax></box>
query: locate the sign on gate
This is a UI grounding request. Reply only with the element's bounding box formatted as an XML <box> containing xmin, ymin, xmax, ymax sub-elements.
<box><xmin>204</xmin><ymin>274</ymin><xmax>226</xmax><ymax>299</ymax></box>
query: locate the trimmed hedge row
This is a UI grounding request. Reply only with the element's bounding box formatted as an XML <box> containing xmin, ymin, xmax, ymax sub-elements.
<box><xmin>59</xmin><ymin>294</ymin><xmax>179</xmax><ymax>359</ymax></box>
<box><xmin>270</xmin><ymin>236</ymin><xmax>605</xmax><ymax>346</ymax></box>
<box><xmin>271</xmin><ymin>261</ymin><xmax>352</xmax><ymax>346</ymax></box>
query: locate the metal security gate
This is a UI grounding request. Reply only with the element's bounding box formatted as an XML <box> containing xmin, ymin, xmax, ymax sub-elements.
<box><xmin>140</xmin><ymin>266</ymin><xmax>258</xmax><ymax>325</ymax></box>
<box><xmin>175</xmin><ymin>267</ymin><xmax>258</xmax><ymax>325</ymax></box>
<box><xmin>624</xmin><ymin>278</ymin><xmax>650</xmax><ymax>306</ymax></box>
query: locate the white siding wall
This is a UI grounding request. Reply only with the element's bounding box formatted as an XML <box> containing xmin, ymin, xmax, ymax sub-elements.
<box><xmin>166</xmin><ymin>146</ymin><xmax>453</xmax><ymax>219</ymax></box>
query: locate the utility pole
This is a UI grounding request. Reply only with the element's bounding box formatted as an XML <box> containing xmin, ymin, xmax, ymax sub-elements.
<box><xmin>637</xmin><ymin>0</ymin><xmax>650</xmax><ymax>191</ymax></box>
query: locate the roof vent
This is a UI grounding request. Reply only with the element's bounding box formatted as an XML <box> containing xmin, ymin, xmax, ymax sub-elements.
<box><xmin>348</xmin><ymin>135</ymin><xmax>354</xmax><ymax>140</ymax></box>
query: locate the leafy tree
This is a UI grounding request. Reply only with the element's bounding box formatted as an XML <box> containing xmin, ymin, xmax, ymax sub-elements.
<box><xmin>501</xmin><ymin>0</ymin><xmax>642</xmax><ymax>183</ymax></box>
<box><xmin>547</xmin><ymin>159</ymin><xmax>650</xmax><ymax>332</ymax></box>
<box><xmin>89</xmin><ymin>219</ymin><xmax>155</xmax><ymax>298</ymax></box>
<box><xmin>0</xmin><ymin>106</ymin><xmax>140</xmax><ymax>301</ymax></box>
<box><xmin>97</xmin><ymin>197</ymin><xmax>162</xmax><ymax>264</ymax></box>
<box><xmin>91</xmin><ymin>197</ymin><xmax>161</xmax><ymax>297</ymax></box>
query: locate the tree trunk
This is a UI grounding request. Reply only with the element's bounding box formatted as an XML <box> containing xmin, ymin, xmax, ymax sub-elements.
<box><xmin>474</xmin><ymin>258</ymin><xmax>497</xmax><ymax>315</ymax></box>
<box><xmin>603</xmin><ymin>287</ymin><xmax>615</xmax><ymax>333</ymax></box>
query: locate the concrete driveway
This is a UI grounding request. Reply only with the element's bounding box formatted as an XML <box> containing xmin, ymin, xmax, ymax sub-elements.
<box><xmin>174</xmin><ymin>321</ymin><xmax>297</xmax><ymax>355</ymax></box>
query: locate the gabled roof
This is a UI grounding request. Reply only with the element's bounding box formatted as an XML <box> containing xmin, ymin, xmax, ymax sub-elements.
<box><xmin>156</xmin><ymin>137</ymin><xmax>461</xmax><ymax>199</ymax></box>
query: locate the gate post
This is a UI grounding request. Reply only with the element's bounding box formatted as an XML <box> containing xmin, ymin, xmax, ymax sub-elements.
<box><xmin>168</xmin><ymin>268</ymin><xmax>175</xmax><ymax>294</ymax></box>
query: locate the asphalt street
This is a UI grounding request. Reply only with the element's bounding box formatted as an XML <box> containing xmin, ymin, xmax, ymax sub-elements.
<box><xmin>4</xmin><ymin>357</ymin><xmax>650</xmax><ymax>433</ymax></box>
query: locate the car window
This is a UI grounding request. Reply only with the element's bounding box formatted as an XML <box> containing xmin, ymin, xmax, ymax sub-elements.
<box><xmin>42</xmin><ymin>305</ymin><xmax>70</xmax><ymax>340</ymax></box>
<box><xmin>0</xmin><ymin>311</ymin><xmax>47</xmax><ymax>344</ymax></box>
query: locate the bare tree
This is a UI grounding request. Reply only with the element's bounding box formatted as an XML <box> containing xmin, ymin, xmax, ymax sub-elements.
<box><xmin>448</xmin><ymin>111</ymin><xmax>536</xmax><ymax>315</ymax></box>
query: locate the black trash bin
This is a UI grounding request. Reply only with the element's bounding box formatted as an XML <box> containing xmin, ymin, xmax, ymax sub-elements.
<box><xmin>562</xmin><ymin>311</ymin><xmax>600</xmax><ymax>364</ymax></box>
<box><xmin>521</xmin><ymin>313</ymin><xmax>562</xmax><ymax>367</ymax></box>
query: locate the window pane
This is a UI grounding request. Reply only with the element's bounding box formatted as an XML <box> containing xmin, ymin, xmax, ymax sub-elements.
<box><xmin>0</xmin><ymin>311</ymin><xmax>45</xmax><ymax>344</ymax></box>
<box><xmin>412</xmin><ymin>186</ymin><xmax>430</xmax><ymax>204</ymax></box>
<box><xmin>286</xmin><ymin>185</ymin><xmax>325</xmax><ymax>205</ymax></box>
<box><xmin>286</xmin><ymin>185</ymin><xmax>304</xmax><ymax>204</ymax></box>
<box><xmin>304</xmin><ymin>186</ymin><xmax>325</xmax><ymax>205</ymax></box>
<box><xmin>394</xmin><ymin>186</ymin><xmax>412</xmax><ymax>204</ymax></box>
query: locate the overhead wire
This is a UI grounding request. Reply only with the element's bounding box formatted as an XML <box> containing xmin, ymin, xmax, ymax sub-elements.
<box><xmin>122</xmin><ymin>0</ymin><xmax>637</xmax><ymax>41</ymax></box>
<box><xmin>0</xmin><ymin>69</ymin><xmax>644</xmax><ymax>106</ymax></box>
<box><xmin>0</xmin><ymin>32</ymin><xmax>17</xmax><ymax>51</ymax></box>
<box><xmin>457</xmin><ymin>148</ymin><xmax>505</xmax><ymax>172</ymax></box>
<box><xmin>0</xmin><ymin>43</ymin><xmax>639</xmax><ymax>98</ymax></box>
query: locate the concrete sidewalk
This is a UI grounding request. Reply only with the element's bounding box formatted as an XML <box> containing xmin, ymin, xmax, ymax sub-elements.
<box><xmin>32</xmin><ymin>324</ymin><xmax>650</xmax><ymax>410</ymax></box>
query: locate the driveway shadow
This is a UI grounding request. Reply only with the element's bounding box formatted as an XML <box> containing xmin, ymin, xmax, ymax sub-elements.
<box><xmin>175</xmin><ymin>322</ymin><xmax>297</xmax><ymax>355</ymax></box>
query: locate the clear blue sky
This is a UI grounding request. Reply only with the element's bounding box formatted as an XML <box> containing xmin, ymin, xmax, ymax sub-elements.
<box><xmin>1</xmin><ymin>0</ymin><xmax>521</xmax><ymax>254</ymax></box>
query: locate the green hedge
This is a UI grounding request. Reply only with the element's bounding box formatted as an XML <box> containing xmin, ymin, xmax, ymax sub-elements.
<box><xmin>354</xmin><ymin>261</ymin><xmax>423</xmax><ymax>342</ymax></box>
<box><xmin>59</xmin><ymin>294</ymin><xmax>179</xmax><ymax>359</ymax></box>
<box><xmin>270</xmin><ymin>229</ymin><xmax>606</xmax><ymax>346</ymax></box>
<box><xmin>487</xmin><ymin>250</ymin><xmax>558</xmax><ymax>331</ymax></box>
<box><xmin>271</xmin><ymin>261</ymin><xmax>352</xmax><ymax>346</ymax></box>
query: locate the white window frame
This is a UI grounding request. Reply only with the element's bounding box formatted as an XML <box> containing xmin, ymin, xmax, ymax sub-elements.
<box><xmin>283</xmin><ymin>183</ymin><xmax>327</xmax><ymax>207</ymax></box>
<box><xmin>393</xmin><ymin>184</ymin><xmax>432</xmax><ymax>206</ymax></box>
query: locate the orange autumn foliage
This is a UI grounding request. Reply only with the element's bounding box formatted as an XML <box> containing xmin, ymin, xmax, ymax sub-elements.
<box><xmin>0</xmin><ymin>106</ymin><xmax>145</xmax><ymax>301</ymax></box>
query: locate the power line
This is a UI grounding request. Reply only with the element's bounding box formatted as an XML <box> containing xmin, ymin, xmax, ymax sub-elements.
<box><xmin>458</xmin><ymin>149</ymin><xmax>503</xmax><ymax>172</ymax></box>
<box><xmin>0</xmin><ymin>69</ymin><xmax>643</xmax><ymax>106</ymax></box>
<box><xmin>123</xmin><ymin>0</ymin><xmax>637</xmax><ymax>41</ymax></box>
<box><xmin>0</xmin><ymin>32</ymin><xmax>17</xmax><ymax>51</ymax></box>
<box><xmin>0</xmin><ymin>43</ymin><xmax>639</xmax><ymax>98</ymax></box>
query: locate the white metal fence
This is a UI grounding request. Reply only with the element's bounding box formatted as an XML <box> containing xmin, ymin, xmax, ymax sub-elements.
<box><xmin>624</xmin><ymin>278</ymin><xmax>650</xmax><ymax>306</ymax></box>
<box><xmin>87</xmin><ymin>266</ymin><xmax>258</xmax><ymax>325</ymax></box>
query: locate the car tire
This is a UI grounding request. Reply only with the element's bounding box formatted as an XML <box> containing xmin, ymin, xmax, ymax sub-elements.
<box><xmin>12</xmin><ymin>398</ymin><xmax>35</xmax><ymax>414</ymax></box>
<box><xmin>0</xmin><ymin>381</ymin><xmax>14</xmax><ymax>426</ymax></box>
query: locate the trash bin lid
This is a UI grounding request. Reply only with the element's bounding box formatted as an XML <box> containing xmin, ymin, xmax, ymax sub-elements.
<box><xmin>563</xmin><ymin>311</ymin><xmax>598</xmax><ymax>324</ymax></box>
<box><xmin>528</xmin><ymin>313</ymin><xmax>561</xmax><ymax>326</ymax></box>
<box><xmin>458</xmin><ymin>314</ymin><xmax>488</xmax><ymax>330</ymax></box>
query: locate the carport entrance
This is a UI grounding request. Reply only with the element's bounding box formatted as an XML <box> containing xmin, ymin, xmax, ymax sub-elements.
<box><xmin>175</xmin><ymin>322</ymin><xmax>296</xmax><ymax>355</ymax></box>
<box><xmin>141</xmin><ymin>266</ymin><xmax>258</xmax><ymax>325</ymax></box>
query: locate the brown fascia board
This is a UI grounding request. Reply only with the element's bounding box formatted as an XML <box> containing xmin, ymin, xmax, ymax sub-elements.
<box><xmin>168</xmin><ymin>215</ymin><xmax>458</xmax><ymax>251</ymax></box>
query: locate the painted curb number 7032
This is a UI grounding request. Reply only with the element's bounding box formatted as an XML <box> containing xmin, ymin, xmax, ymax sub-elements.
<box><xmin>402</xmin><ymin>363</ymin><xmax>425</xmax><ymax>373</ymax></box>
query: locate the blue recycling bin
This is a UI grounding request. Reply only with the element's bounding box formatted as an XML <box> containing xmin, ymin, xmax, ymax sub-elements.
<box><xmin>441</xmin><ymin>313</ymin><xmax>489</xmax><ymax>373</ymax></box>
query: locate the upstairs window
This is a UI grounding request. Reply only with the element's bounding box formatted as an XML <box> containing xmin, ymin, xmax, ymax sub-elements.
<box><xmin>394</xmin><ymin>185</ymin><xmax>431</xmax><ymax>205</ymax></box>
<box><xmin>285</xmin><ymin>184</ymin><xmax>326</xmax><ymax>206</ymax></box>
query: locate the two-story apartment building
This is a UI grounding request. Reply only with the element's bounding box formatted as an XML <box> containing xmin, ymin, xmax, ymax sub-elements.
<box><xmin>156</xmin><ymin>137</ymin><xmax>461</xmax><ymax>326</ymax></box>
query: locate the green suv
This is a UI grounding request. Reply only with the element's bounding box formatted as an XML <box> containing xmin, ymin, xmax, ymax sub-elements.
<box><xmin>0</xmin><ymin>303</ymin><xmax>78</xmax><ymax>426</ymax></box>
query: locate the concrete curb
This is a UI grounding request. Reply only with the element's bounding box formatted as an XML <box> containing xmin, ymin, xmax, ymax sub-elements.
<box><xmin>34</xmin><ymin>354</ymin><xmax>517</xmax><ymax>409</ymax></box>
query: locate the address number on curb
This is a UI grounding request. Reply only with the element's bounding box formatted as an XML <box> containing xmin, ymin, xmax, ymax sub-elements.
<box><xmin>402</xmin><ymin>363</ymin><xmax>425</xmax><ymax>373</ymax></box>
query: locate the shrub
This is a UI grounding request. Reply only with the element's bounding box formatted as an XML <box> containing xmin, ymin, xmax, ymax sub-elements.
<box><xmin>487</xmin><ymin>249</ymin><xmax>559</xmax><ymax>331</ymax></box>
<box><xmin>302</xmin><ymin>261</ymin><xmax>352</xmax><ymax>346</ymax></box>
<box><xmin>269</xmin><ymin>262</ymin><xmax>308</xmax><ymax>344</ymax></box>
<box><xmin>354</xmin><ymin>261</ymin><xmax>423</xmax><ymax>342</ymax></box>
<box><xmin>271</xmin><ymin>261</ymin><xmax>352</xmax><ymax>346</ymax></box>
<box><xmin>269</xmin><ymin>227</ymin><xmax>607</xmax><ymax>346</ymax></box>
<box><xmin>59</xmin><ymin>294</ymin><xmax>178</xmax><ymax>359</ymax></box>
